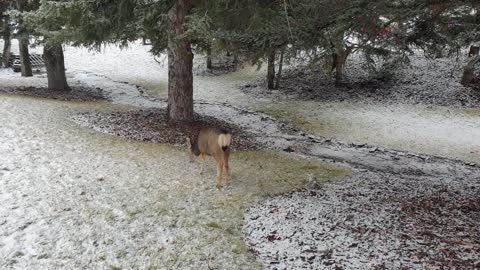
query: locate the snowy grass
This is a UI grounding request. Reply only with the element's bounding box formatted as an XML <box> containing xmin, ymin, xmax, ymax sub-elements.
<box><xmin>0</xmin><ymin>95</ymin><xmax>350</xmax><ymax>269</ymax></box>
<box><xmin>130</xmin><ymin>78</ymin><xmax>167</xmax><ymax>98</ymax></box>
<box><xmin>257</xmin><ymin>101</ymin><xmax>480</xmax><ymax>163</ymax></box>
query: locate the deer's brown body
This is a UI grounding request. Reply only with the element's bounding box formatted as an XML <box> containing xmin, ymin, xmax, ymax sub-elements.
<box><xmin>187</xmin><ymin>128</ymin><xmax>232</xmax><ymax>188</ymax></box>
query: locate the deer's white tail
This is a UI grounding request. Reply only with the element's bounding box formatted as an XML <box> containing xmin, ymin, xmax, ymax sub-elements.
<box><xmin>217</xmin><ymin>133</ymin><xmax>231</xmax><ymax>150</ymax></box>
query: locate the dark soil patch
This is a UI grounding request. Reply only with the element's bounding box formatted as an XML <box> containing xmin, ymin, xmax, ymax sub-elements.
<box><xmin>70</xmin><ymin>109</ymin><xmax>261</xmax><ymax>150</ymax></box>
<box><xmin>241</xmin><ymin>54</ymin><xmax>480</xmax><ymax>107</ymax></box>
<box><xmin>0</xmin><ymin>86</ymin><xmax>108</xmax><ymax>102</ymax></box>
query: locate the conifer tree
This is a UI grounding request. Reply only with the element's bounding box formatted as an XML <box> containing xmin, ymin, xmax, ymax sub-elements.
<box><xmin>15</xmin><ymin>0</ymin><xmax>33</xmax><ymax>76</ymax></box>
<box><xmin>0</xmin><ymin>0</ymin><xmax>12</xmax><ymax>68</ymax></box>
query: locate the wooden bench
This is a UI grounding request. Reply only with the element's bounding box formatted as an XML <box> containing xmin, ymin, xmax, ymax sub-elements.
<box><xmin>9</xmin><ymin>53</ymin><xmax>45</xmax><ymax>72</ymax></box>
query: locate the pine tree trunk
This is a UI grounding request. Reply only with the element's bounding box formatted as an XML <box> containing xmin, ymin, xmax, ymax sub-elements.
<box><xmin>167</xmin><ymin>0</ymin><xmax>194</xmax><ymax>122</ymax></box>
<box><xmin>334</xmin><ymin>46</ymin><xmax>352</xmax><ymax>87</ymax></box>
<box><xmin>461</xmin><ymin>55</ymin><xmax>480</xmax><ymax>86</ymax></box>
<box><xmin>16</xmin><ymin>0</ymin><xmax>32</xmax><ymax>77</ymax></box>
<box><xmin>206</xmin><ymin>43</ymin><xmax>212</xmax><ymax>70</ymax></box>
<box><xmin>275</xmin><ymin>48</ymin><xmax>285</xmax><ymax>89</ymax></box>
<box><xmin>267</xmin><ymin>49</ymin><xmax>275</xmax><ymax>89</ymax></box>
<box><xmin>2</xmin><ymin>17</ymin><xmax>11</xmax><ymax>68</ymax></box>
<box><xmin>19</xmin><ymin>38</ymin><xmax>32</xmax><ymax>77</ymax></box>
<box><xmin>233</xmin><ymin>53</ymin><xmax>238</xmax><ymax>65</ymax></box>
<box><xmin>44</xmin><ymin>44</ymin><xmax>70</xmax><ymax>91</ymax></box>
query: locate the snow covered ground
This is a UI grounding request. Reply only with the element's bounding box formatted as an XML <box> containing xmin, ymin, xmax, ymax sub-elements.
<box><xmin>259</xmin><ymin>101</ymin><xmax>480</xmax><ymax>163</ymax></box>
<box><xmin>3</xmin><ymin>40</ymin><xmax>480</xmax><ymax>164</ymax></box>
<box><xmin>1</xmin><ymin>40</ymin><xmax>479</xmax><ymax>269</ymax></box>
<box><xmin>0</xmin><ymin>95</ymin><xmax>350</xmax><ymax>269</ymax></box>
<box><xmin>243</xmin><ymin>170</ymin><xmax>480</xmax><ymax>269</ymax></box>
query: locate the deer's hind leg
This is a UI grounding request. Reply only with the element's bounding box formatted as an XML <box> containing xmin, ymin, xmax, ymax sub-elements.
<box><xmin>223</xmin><ymin>158</ymin><xmax>229</xmax><ymax>187</ymax></box>
<box><xmin>215</xmin><ymin>159</ymin><xmax>223</xmax><ymax>189</ymax></box>
<box><xmin>199</xmin><ymin>153</ymin><xmax>206</xmax><ymax>175</ymax></box>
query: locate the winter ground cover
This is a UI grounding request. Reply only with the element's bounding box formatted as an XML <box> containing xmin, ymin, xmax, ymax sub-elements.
<box><xmin>244</xmin><ymin>171</ymin><xmax>480</xmax><ymax>269</ymax></box>
<box><xmin>64</xmin><ymin>42</ymin><xmax>480</xmax><ymax>164</ymax></box>
<box><xmin>0</xmin><ymin>95</ymin><xmax>349</xmax><ymax>269</ymax></box>
<box><xmin>1</xmin><ymin>40</ymin><xmax>479</xmax><ymax>269</ymax></box>
<box><xmin>258</xmin><ymin>101</ymin><xmax>480</xmax><ymax>164</ymax></box>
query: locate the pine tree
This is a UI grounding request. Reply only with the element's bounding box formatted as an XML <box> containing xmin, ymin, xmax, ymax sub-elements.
<box><xmin>15</xmin><ymin>0</ymin><xmax>33</xmax><ymax>76</ymax></box>
<box><xmin>19</xmin><ymin>0</ymin><xmax>71</xmax><ymax>90</ymax></box>
<box><xmin>0</xmin><ymin>0</ymin><xmax>12</xmax><ymax>68</ymax></box>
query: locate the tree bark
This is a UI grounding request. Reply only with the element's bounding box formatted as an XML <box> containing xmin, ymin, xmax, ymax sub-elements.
<box><xmin>18</xmin><ymin>38</ymin><xmax>32</xmax><ymax>77</ymax></box>
<box><xmin>2</xmin><ymin>17</ymin><xmax>11</xmax><ymax>68</ymax></box>
<box><xmin>275</xmin><ymin>48</ymin><xmax>285</xmax><ymax>89</ymax></box>
<box><xmin>16</xmin><ymin>0</ymin><xmax>32</xmax><ymax>77</ymax></box>
<box><xmin>461</xmin><ymin>55</ymin><xmax>480</xmax><ymax>86</ymax></box>
<box><xmin>334</xmin><ymin>46</ymin><xmax>353</xmax><ymax>87</ymax></box>
<box><xmin>206</xmin><ymin>43</ymin><xmax>212</xmax><ymax>70</ymax></box>
<box><xmin>267</xmin><ymin>49</ymin><xmax>275</xmax><ymax>89</ymax></box>
<box><xmin>167</xmin><ymin>0</ymin><xmax>194</xmax><ymax>122</ymax></box>
<box><xmin>44</xmin><ymin>44</ymin><xmax>70</xmax><ymax>91</ymax></box>
<box><xmin>233</xmin><ymin>53</ymin><xmax>238</xmax><ymax>65</ymax></box>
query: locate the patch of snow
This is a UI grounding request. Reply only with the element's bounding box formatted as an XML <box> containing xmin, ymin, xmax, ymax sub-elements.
<box><xmin>243</xmin><ymin>171</ymin><xmax>480</xmax><ymax>269</ymax></box>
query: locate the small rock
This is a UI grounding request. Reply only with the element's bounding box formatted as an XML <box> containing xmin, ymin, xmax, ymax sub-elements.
<box><xmin>369</xmin><ymin>147</ymin><xmax>378</xmax><ymax>152</ymax></box>
<box><xmin>305</xmin><ymin>174</ymin><xmax>320</xmax><ymax>190</ymax></box>
<box><xmin>96</xmin><ymin>176</ymin><xmax>105</xmax><ymax>181</ymax></box>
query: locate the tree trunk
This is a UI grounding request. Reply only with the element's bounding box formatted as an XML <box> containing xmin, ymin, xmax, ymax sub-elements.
<box><xmin>206</xmin><ymin>43</ymin><xmax>212</xmax><ymax>70</ymax></box>
<box><xmin>233</xmin><ymin>53</ymin><xmax>238</xmax><ymax>65</ymax></box>
<box><xmin>275</xmin><ymin>48</ymin><xmax>285</xmax><ymax>89</ymax></box>
<box><xmin>334</xmin><ymin>53</ymin><xmax>345</xmax><ymax>86</ymax></box>
<box><xmin>44</xmin><ymin>44</ymin><xmax>70</xmax><ymax>91</ymax></box>
<box><xmin>18</xmin><ymin>38</ymin><xmax>32</xmax><ymax>77</ymax></box>
<box><xmin>167</xmin><ymin>0</ymin><xmax>194</xmax><ymax>122</ymax></box>
<box><xmin>2</xmin><ymin>17</ymin><xmax>11</xmax><ymax>68</ymax></box>
<box><xmin>334</xmin><ymin>46</ymin><xmax>353</xmax><ymax>87</ymax></box>
<box><xmin>461</xmin><ymin>55</ymin><xmax>480</xmax><ymax>86</ymax></box>
<box><xmin>16</xmin><ymin>0</ymin><xmax>32</xmax><ymax>77</ymax></box>
<box><xmin>267</xmin><ymin>49</ymin><xmax>275</xmax><ymax>89</ymax></box>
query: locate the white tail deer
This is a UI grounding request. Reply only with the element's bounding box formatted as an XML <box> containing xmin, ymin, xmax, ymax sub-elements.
<box><xmin>187</xmin><ymin>128</ymin><xmax>232</xmax><ymax>189</ymax></box>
